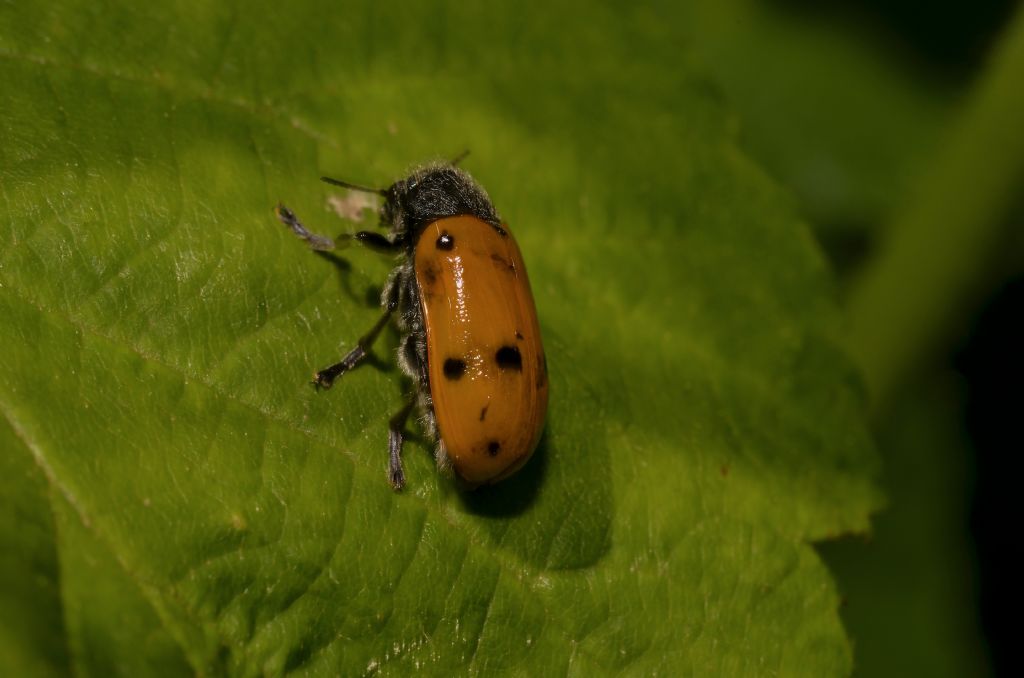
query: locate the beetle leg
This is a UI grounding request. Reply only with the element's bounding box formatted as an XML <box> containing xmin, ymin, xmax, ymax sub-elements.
<box><xmin>387</xmin><ymin>399</ymin><xmax>416</xmax><ymax>490</ymax></box>
<box><xmin>352</xmin><ymin>231</ymin><xmax>404</xmax><ymax>253</ymax></box>
<box><xmin>312</xmin><ymin>308</ymin><xmax>393</xmax><ymax>388</ymax></box>
<box><xmin>275</xmin><ymin>204</ymin><xmax>336</xmax><ymax>251</ymax></box>
<box><xmin>276</xmin><ymin>205</ymin><xmax>404</xmax><ymax>253</ymax></box>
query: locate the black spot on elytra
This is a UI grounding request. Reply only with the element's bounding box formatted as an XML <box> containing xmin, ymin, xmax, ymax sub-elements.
<box><xmin>443</xmin><ymin>358</ymin><xmax>466</xmax><ymax>380</ymax></box>
<box><xmin>479</xmin><ymin>404</ymin><xmax>489</xmax><ymax>421</ymax></box>
<box><xmin>436</xmin><ymin>232</ymin><xmax>454</xmax><ymax>250</ymax></box>
<box><xmin>495</xmin><ymin>345</ymin><xmax>522</xmax><ymax>370</ymax></box>
<box><xmin>515</xmin><ymin>330</ymin><xmax>524</xmax><ymax>340</ymax></box>
<box><xmin>487</xmin><ymin>441</ymin><xmax>501</xmax><ymax>456</ymax></box>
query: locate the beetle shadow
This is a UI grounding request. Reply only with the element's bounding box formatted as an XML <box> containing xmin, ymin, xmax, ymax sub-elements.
<box><xmin>456</xmin><ymin>429</ymin><xmax>549</xmax><ymax>518</ymax></box>
<box><xmin>314</xmin><ymin>250</ymin><xmax>360</xmax><ymax>304</ymax></box>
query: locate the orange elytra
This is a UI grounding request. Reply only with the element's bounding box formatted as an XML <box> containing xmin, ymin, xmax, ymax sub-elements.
<box><xmin>275</xmin><ymin>159</ymin><xmax>547</xmax><ymax>490</ymax></box>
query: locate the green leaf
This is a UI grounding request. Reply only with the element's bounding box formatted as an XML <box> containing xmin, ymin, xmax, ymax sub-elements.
<box><xmin>677</xmin><ymin>0</ymin><xmax>953</xmax><ymax>237</ymax></box>
<box><xmin>0</xmin><ymin>418</ymin><xmax>69</xmax><ymax>677</ymax></box>
<box><xmin>0</xmin><ymin>1</ymin><xmax>880</xmax><ymax>674</ymax></box>
<box><xmin>820</xmin><ymin>377</ymin><xmax>989</xmax><ymax>677</ymax></box>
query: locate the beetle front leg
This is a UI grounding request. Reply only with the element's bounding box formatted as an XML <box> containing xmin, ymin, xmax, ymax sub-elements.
<box><xmin>275</xmin><ymin>204</ymin><xmax>337</xmax><ymax>251</ymax></box>
<box><xmin>275</xmin><ymin>204</ymin><xmax>404</xmax><ymax>253</ymax></box>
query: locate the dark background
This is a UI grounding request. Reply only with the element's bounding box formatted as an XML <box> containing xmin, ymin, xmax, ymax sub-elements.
<box><xmin>778</xmin><ymin>1</ymin><xmax>1018</xmax><ymax>675</ymax></box>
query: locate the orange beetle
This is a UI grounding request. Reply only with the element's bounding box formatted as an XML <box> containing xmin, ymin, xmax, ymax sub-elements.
<box><xmin>275</xmin><ymin>161</ymin><xmax>547</xmax><ymax>489</ymax></box>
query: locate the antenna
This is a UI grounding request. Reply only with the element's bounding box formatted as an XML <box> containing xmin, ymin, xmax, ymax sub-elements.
<box><xmin>450</xmin><ymin>149</ymin><xmax>470</xmax><ymax>166</ymax></box>
<box><xmin>320</xmin><ymin>176</ymin><xmax>387</xmax><ymax>195</ymax></box>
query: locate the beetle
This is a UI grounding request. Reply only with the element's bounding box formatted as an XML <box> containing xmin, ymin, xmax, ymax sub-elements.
<box><xmin>275</xmin><ymin>159</ymin><xmax>548</xmax><ymax>490</ymax></box>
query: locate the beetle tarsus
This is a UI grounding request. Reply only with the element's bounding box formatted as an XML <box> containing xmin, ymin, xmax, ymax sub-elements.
<box><xmin>312</xmin><ymin>345</ymin><xmax>366</xmax><ymax>389</ymax></box>
<box><xmin>275</xmin><ymin>203</ymin><xmax>336</xmax><ymax>251</ymax></box>
<box><xmin>387</xmin><ymin>400</ymin><xmax>416</xmax><ymax>491</ymax></box>
<box><xmin>389</xmin><ymin>463</ymin><xmax>406</xmax><ymax>491</ymax></box>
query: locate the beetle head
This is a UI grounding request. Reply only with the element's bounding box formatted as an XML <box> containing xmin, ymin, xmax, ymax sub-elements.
<box><xmin>382</xmin><ymin>164</ymin><xmax>500</xmax><ymax>244</ymax></box>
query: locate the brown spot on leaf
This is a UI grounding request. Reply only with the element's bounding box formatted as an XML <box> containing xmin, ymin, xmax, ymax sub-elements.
<box><xmin>327</xmin><ymin>192</ymin><xmax>378</xmax><ymax>222</ymax></box>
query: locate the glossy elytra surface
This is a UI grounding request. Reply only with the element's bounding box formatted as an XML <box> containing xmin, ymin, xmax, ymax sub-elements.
<box><xmin>414</xmin><ymin>215</ymin><xmax>548</xmax><ymax>485</ymax></box>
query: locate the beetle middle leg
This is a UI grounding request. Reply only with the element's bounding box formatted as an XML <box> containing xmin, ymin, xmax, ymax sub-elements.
<box><xmin>313</xmin><ymin>270</ymin><xmax>403</xmax><ymax>389</ymax></box>
<box><xmin>312</xmin><ymin>309</ymin><xmax>392</xmax><ymax>388</ymax></box>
